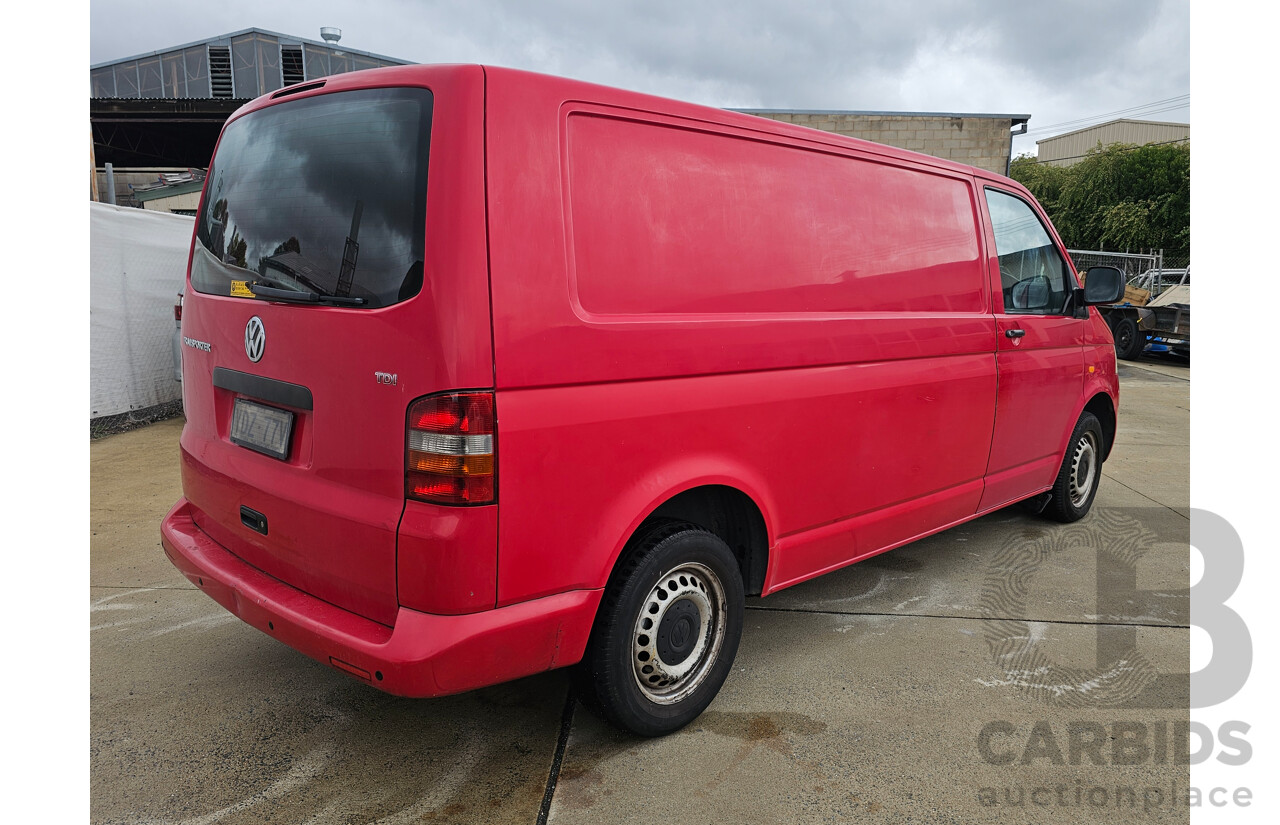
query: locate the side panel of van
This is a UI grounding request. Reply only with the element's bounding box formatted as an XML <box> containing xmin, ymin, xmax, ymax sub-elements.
<box><xmin>483</xmin><ymin>69</ymin><xmax>1000</xmax><ymax>605</ymax></box>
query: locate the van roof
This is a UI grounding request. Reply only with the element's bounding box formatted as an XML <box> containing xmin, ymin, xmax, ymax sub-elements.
<box><xmin>481</xmin><ymin>64</ymin><xmax>1028</xmax><ymax>186</ymax></box>
<box><xmin>231</xmin><ymin>63</ymin><xmax>1027</xmax><ymax>188</ymax></box>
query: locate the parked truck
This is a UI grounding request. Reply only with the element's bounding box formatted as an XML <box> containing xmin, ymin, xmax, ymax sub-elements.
<box><xmin>1096</xmin><ymin>269</ymin><xmax>1190</xmax><ymax>360</ymax></box>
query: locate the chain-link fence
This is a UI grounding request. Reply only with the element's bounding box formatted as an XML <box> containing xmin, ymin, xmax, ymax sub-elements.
<box><xmin>1068</xmin><ymin>249</ymin><xmax>1189</xmax><ymax>299</ymax></box>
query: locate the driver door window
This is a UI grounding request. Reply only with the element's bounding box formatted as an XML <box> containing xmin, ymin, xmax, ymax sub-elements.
<box><xmin>985</xmin><ymin>189</ymin><xmax>1071</xmax><ymax>315</ymax></box>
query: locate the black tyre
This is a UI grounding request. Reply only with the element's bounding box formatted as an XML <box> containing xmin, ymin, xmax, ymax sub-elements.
<box><xmin>1043</xmin><ymin>412</ymin><xmax>1104</xmax><ymax>523</ymax></box>
<box><xmin>581</xmin><ymin>522</ymin><xmax>744</xmax><ymax>736</ymax></box>
<box><xmin>1112</xmin><ymin>317</ymin><xmax>1145</xmax><ymax>361</ymax></box>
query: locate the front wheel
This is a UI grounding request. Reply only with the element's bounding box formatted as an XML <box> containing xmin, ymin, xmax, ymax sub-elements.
<box><xmin>580</xmin><ymin>522</ymin><xmax>744</xmax><ymax>736</ymax></box>
<box><xmin>1043</xmin><ymin>412</ymin><xmax>1104</xmax><ymax>523</ymax></box>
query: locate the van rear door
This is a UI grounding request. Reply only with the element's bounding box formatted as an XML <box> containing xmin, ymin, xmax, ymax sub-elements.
<box><xmin>177</xmin><ymin>70</ymin><xmax>493</xmax><ymax>626</ymax></box>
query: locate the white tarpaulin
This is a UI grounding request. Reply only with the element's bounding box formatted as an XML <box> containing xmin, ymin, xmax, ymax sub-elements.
<box><xmin>90</xmin><ymin>202</ymin><xmax>194</xmax><ymax>417</ymax></box>
<box><xmin>1147</xmin><ymin>284</ymin><xmax>1190</xmax><ymax>308</ymax></box>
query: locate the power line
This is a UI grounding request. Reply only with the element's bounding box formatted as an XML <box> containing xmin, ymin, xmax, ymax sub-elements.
<box><xmin>1026</xmin><ymin>103</ymin><xmax>1194</xmax><ymax>138</ymax></box>
<box><xmin>1023</xmin><ymin>95</ymin><xmax>1190</xmax><ymax>136</ymax></box>
<box><xmin>1029</xmin><ymin>102</ymin><xmax>1192</xmax><ymax>135</ymax></box>
<box><xmin>1024</xmin><ymin>94</ymin><xmax>1190</xmax><ymax>134</ymax></box>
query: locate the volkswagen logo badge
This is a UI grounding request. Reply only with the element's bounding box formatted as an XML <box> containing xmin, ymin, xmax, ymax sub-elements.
<box><xmin>244</xmin><ymin>316</ymin><xmax>266</xmax><ymax>363</ymax></box>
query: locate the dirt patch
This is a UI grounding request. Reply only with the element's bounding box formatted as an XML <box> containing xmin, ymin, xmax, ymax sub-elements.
<box><xmin>90</xmin><ymin>416</ymin><xmax>188</xmax><ymax>587</ymax></box>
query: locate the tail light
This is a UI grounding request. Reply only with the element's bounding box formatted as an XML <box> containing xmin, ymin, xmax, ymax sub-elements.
<box><xmin>174</xmin><ymin>293</ymin><xmax>184</xmax><ymax>322</ymax></box>
<box><xmin>406</xmin><ymin>392</ymin><xmax>495</xmax><ymax>505</ymax></box>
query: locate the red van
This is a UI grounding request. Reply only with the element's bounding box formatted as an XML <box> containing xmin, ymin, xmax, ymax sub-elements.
<box><xmin>161</xmin><ymin>64</ymin><xmax>1125</xmax><ymax>736</ymax></box>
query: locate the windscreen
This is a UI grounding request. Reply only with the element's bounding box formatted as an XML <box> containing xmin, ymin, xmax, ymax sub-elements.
<box><xmin>191</xmin><ymin>87</ymin><xmax>433</xmax><ymax>308</ymax></box>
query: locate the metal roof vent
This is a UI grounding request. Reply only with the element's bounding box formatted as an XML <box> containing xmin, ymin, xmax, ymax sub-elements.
<box><xmin>320</xmin><ymin>27</ymin><xmax>342</xmax><ymax>45</ymax></box>
<box><xmin>208</xmin><ymin>47</ymin><xmax>233</xmax><ymax>98</ymax></box>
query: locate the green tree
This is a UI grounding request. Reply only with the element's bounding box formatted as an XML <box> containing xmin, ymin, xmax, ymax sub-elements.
<box><xmin>226</xmin><ymin>228</ymin><xmax>248</xmax><ymax>269</ymax></box>
<box><xmin>271</xmin><ymin>236</ymin><xmax>301</xmax><ymax>256</ymax></box>
<box><xmin>1009</xmin><ymin>155</ymin><xmax>1070</xmax><ymax>216</ymax></box>
<box><xmin>1010</xmin><ymin>141</ymin><xmax>1189</xmax><ymax>258</ymax></box>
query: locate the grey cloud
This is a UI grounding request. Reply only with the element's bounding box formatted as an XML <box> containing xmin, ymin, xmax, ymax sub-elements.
<box><xmin>91</xmin><ymin>0</ymin><xmax>1188</xmax><ymax>153</ymax></box>
<box><xmin>416</xmin><ymin>0</ymin><xmax>1183</xmax><ymax>108</ymax></box>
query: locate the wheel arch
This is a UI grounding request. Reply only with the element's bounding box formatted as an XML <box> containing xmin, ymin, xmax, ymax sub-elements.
<box><xmin>640</xmin><ymin>485</ymin><xmax>770</xmax><ymax>597</ymax></box>
<box><xmin>600</xmin><ymin>472</ymin><xmax>775</xmax><ymax>600</ymax></box>
<box><xmin>1082</xmin><ymin>391</ymin><xmax>1117</xmax><ymax>462</ymax></box>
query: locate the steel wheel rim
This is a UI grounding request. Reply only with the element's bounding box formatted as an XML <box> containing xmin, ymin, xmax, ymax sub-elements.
<box><xmin>1116</xmin><ymin>324</ymin><xmax>1133</xmax><ymax>351</ymax></box>
<box><xmin>631</xmin><ymin>562</ymin><xmax>726</xmax><ymax>705</ymax></box>
<box><xmin>1069</xmin><ymin>430</ymin><xmax>1099</xmax><ymax>508</ymax></box>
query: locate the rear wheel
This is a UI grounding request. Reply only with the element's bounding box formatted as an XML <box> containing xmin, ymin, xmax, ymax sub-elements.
<box><xmin>1112</xmin><ymin>317</ymin><xmax>1145</xmax><ymax>360</ymax></box>
<box><xmin>581</xmin><ymin>522</ymin><xmax>744</xmax><ymax>736</ymax></box>
<box><xmin>1043</xmin><ymin>412</ymin><xmax>1104</xmax><ymax>523</ymax></box>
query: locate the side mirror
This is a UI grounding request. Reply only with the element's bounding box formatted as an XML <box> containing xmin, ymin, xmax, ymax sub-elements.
<box><xmin>1082</xmin><ymin>266</ymin><xmax>1125</xmax><ymax>305</ymax></box>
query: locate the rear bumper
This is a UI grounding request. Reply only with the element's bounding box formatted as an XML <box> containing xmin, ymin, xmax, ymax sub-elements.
<box><xmin>160</xmin><ymin>498</ymin><xmax>601</xmax><ymax>697</ymax></box>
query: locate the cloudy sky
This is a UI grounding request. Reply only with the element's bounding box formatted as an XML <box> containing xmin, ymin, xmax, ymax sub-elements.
<box><xmin>89</xmin><ymin>0</ymin><xmax>1189</xmax><ymax>157</ymax></box>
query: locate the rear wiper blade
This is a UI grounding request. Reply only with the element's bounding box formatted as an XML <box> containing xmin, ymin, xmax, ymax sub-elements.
<box><xmin>249</xmin><ymin>283</ymin><xmax>366</xmax><ymax>306</ymax></box>
<box><xmin>261</xmin><ymin>257</ymin><xmax>327</xmax><ymax>294</ymax></box>
<box><xmin>258</xmin><ymin>257</ymin><xmax>365</xmax><ymax>305</ymax></box>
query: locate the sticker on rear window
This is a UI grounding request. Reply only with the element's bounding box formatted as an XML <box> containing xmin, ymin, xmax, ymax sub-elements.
<box><xmin>230</xmin><ymin>280</ymin><xmax>255</xmax><ymax>298</ymax></box>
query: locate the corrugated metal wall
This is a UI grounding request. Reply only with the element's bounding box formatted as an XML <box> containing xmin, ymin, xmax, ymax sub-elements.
<box><xmin>91</xmin><ymin>29</ymin><xmax>409</xmax><ymax>99</ymax></box>
<box><xmin>1037</xmin><ymin>120</ymin><xmax>1189</xmax><ymax>166</ymax></box>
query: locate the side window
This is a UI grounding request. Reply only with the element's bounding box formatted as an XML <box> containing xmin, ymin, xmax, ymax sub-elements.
<box><xmin>985</xmin><ymin>189</ymin><xmax>1072</xmax><ymax>316</ymax></box>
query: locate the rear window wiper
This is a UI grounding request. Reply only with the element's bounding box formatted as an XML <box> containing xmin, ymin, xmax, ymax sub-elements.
<box><xmin>250</xmin><ymin>283</ymin><xmax>366</xmax><ymax>306</ymax></box>
<box><xmin>253</xmin><ymin>261</ymin><xmax>366</xmax><ymax>306</ymax></box>
<box><xmin>261</xmin><ymin>257</ymin><xmax>326</xmax><ymax>293</ymax></box>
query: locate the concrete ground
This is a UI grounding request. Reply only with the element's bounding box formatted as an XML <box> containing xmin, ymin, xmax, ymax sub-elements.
<box><xmin>91</xmin><ymin>353</ymin><xmax>1189</xmax><ymax>824</ymax></box>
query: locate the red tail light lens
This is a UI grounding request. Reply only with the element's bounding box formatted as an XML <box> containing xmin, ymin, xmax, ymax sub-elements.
<box><xmin>406</xmin><ymin>392</ymin><xmax>495</xmax><ymax>505</ymax></box>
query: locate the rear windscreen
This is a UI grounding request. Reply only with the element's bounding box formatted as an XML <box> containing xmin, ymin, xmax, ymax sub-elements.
<box><xmin>191</xmin><ymin>87</ymin><xmax>433</xmax><ymax>308</ymax></box>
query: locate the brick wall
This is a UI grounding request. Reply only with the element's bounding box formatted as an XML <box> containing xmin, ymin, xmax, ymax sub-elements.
<box><xmin>740</xmin><ymin>112</ymin><xmax>1016</xmax><ymax>176</ymax></box>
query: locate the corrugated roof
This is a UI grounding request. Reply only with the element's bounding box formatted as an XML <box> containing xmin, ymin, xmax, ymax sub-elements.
<box><xmin>1036</xmin><ymin>117</ymin><xmax>1189</xmax><ymax>145</ymax></box>
<box><xmin>133</xmin><ymin>179</ymin><xmax>205</xmax><ymax>202</ymax></box>
<box><xmin>91</xmin><ymin>27</ymin><xmax>413</xmax><ymax>70</ymax></box>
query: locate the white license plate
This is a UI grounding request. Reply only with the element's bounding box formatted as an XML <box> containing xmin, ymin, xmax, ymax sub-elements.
<box><xmin>230</xmin><ymin>398</ymin><xmax>294</xmax><ymax>460</ymax></box>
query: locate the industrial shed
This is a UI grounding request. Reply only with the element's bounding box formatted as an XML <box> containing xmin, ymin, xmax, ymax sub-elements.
<box><xmin>1035</xmin><ymin>118</ymin><xmax>1189</xmax><ymax>167</ymax></box>
<box><xmin>90</xmin><ymin>28</ymin><xmax>411</xmax><ymax>205</ymax></box>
